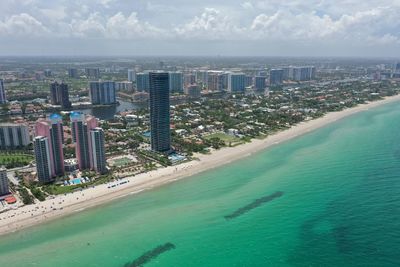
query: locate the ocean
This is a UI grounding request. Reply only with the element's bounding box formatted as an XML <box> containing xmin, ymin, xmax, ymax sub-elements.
<box><xmin>0</xmin><ymin>101</ymin><xmax>399</xmax><ymax>266</ymax></box>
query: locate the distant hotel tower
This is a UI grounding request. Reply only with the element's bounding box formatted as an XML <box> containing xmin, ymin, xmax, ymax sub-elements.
<box><xmin>149</xmin><ymin>72</ymin><xmax>171</xmax><ymax>153</ymax></box>
<box><xmin>34</xmin><ymin>114</ymin><xmax>65</xmax><ymax>183</ymax></box>
<box><xmin>0</xmin><ymin>79</ymin><xmax>7</xmax><ymax>104</ymax></box>
<box><xmin>50</xmin><ymin>81</ymin><xmax>72</xmax><ymax>109</ymax></box>
<box><xmin>70</xmin><ymin>112</ymin><xmax>106</xmax><ymax>173</ymax></box>
<box><xmin>68</xmin><ymin>68</ymin><xmax>79</xmax><ymax>79</ymax></box>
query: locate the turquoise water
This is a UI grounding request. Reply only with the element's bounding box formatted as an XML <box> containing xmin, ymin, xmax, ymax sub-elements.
<box><xmin>70</xmin><ymin>178</ymin><xmax>82</xmax><ymax>185</ymax></box>
<box><xmin>1</xmin><ymin>102</ymin><xmax>400</xmax><ymax>266</ymax></box>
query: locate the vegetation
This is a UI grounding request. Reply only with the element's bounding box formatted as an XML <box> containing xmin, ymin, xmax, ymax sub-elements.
<box><xmin>17</xmin><ymin>187</ymin><xmax>34</xmax><ymax>205</ymax></box>
<box><xmin>0</xmin><ymin>152</ymin><xmax>34</xmax><ymax>169</ymax></box>
<box><xmin>30</xmin><ymin>187</ymin><xmax>47</xmax><ymax>201</ymax></box>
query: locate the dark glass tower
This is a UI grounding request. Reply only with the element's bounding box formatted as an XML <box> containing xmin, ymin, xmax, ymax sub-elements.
<box><xmin>50</xmin><ymin>81</ymin><xmax>71</xmax><ymax>109</ymax></box>
<box><xmin>149</xmin><ymin>72</ymin><xmax>171</xmax><ymax>153</ymax></box>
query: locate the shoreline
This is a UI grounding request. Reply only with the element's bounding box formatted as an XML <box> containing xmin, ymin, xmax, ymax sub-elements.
<box><xmin>1</xmin><ymin>94</ymin><xmax>400</xmax><ymax>236</ymax></box>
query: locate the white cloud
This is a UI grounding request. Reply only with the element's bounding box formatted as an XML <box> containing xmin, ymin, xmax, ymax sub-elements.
<box><xmin>0</xmin><ymin>1</ymin><xmax>400</xmax><ymax>55</ymax></box>
<box><xmin>249</xmin><ymin>6</ymin><xmax>400</xmax><ymax>45</ymax></box>
<box><xmin>175</xmin><ymin>8</ymin><xmax>243</xmax><ymax>39</ymax></box>
<box><xmin>0</xmin><ymin>13</ymin><xmax>49</xmax><ymax>36</ymax></box>
<box><xmin>105</xmin><ymin>12</ymin><xmax>163</xmax><ymax>39</ymax></box>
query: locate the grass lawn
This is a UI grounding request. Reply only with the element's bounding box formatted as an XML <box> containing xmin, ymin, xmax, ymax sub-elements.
<box><xmin>0</xmin><ymin>153</ymin><xmax>34</xmax><ymax>168</ymax></box>
<box><xmin>113</xmin><ymin>157</ymin><xmax>132</xmax><ymax>167</ymax></box>
<box><xmin>204</xmin><ymin>132</ymin><xmax>244</xmax><ymax>146</ymax></box>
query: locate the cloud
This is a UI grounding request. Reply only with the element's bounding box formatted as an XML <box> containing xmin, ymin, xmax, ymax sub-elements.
<box><xmin>0</xmin><ymin>1</ymin><xmax>400</xmax><ymax>55</ymax></box>
<box><xmin>175</xmin><ymin>8</ymin><xmax>243</xmax><ymax>39</ymax></box>
<box><xmin>0</xmin><ymin>13</ymin><xmax>49</xmax><ymax>36</ymax></box>
<box><xmin>249</xmin><ymin>6</ymin><xmax>400</xmax><ymax>45</ymax></box>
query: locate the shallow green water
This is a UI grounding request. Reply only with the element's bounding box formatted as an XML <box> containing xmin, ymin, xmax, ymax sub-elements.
<box><xmin>1</xmin><ymin>102</ymin><xmax>400</xmax><ymax>267</ymax></box>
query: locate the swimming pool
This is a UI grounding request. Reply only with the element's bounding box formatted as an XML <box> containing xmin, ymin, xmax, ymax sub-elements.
<box><xmin>70</xmin><ymin>178</ymin><xmax>82</xmax><ymax>185</ymax></box>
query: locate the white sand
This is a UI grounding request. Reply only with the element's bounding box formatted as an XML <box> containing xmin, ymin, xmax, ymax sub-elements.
<box><xmin>1</xmin><ymin>95</ymin><xmax>400</xmax><ymax>236</ymax></box>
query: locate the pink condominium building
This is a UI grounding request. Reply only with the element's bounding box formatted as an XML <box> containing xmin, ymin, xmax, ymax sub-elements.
<box><xmin>70</xmin><ymin>112</ymin><xmax>105</xmax><ymax>173</ymax></box>
<box><xmin>34</xmin><ymin>114</ymin><xmax>65</xmax><ymax>183</ymax></box>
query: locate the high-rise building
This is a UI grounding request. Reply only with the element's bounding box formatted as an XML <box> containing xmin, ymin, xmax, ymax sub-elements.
<box><xmin>184</xmin><ymin>84</ymin><xmax>201</xmax><ymax>98</ymax></box>
<box><xmin>50</xmin><ymin>82</ymin><xmax>58</xmax><ymax>105</ymax></box>
<box><xmin>245</xmin><ymin>76</ymin><xmax>253</xmax><ymax>87</ymax></box>
<box><xmin>34</xmin><ymin>136</ymin><xmax>53</xmax><ymax>183</ymax></box>
<box><xmin>269</xmin><ymin>69</ymin><xmax>284</xmax><ymax>86</ymax></box>
<box><xmin>282</xmin><ymin>67</ymin><xmax>293</xmax><ymax>80</ymax></box>
<box><xmin>254</xmin><ymin>76</ymin><xmax>266</xmax><ymax>90</ymax></box>
<box><xmin>128</xmin><ymin>69</ymin><xmax>135</xmax><ymax>82</ymax></box>
<box><xmin>0</xmin><ymin>167</ymin><xmax>9</xmax><ymax>196</ymax></box>
<box><xmin>290</xmin><ymin>66</ymin><xmax>316</xmax><ymax>81</ymax></box>
<box><xmin>50</xmin><ymin>81</ymin><xmax>72</xmax><ymax>109</ymax></box>
<box><xmin>169</xmin><ymin>72</ymin><xmax>183</xmax><ymax>93</ymax></box>
<box><xmin>0</xmin><ymin>79</ymin><xmax>6</xmax><ymax>104</ymax></box>
<box><xmin>149</xmin><ymin>72</ymin><xmax>171</xmax><ymax>153</ymax></box>
<box><xmin>228</xmin><ymin>73</ymin><xmax>246</xmax><ymax>93</ymax></box>
<box><xmin>44</xmin><ymin>69</ymin><xmax>52</xmax><ymax>77</ymax></box>
<box><xmin>0</xmin><ymin>123</ymin><xmax>30</xmax><ymax>149</ymax></box>
<box><xmin>196</xmin><ymin>70</ymin><xmax>209</xmax><ymax>84</ymax></box>
<box><xmin>89</xmin><ymin>81</ymin><xmax>116</xmax><ymax>105</ymax></box>
<box><xmin>184</xmin><ymin>73</ymin><xmax>196</xmax><ymax>88</ymax></box>
<box><xmin>207</xmin><ymin>71</ymin><xmax>225</xmax><ymax>91</ymax></box>
<box><xmin>70</xmin><ymin>112</ymin><xmax>100</xmax><ymax>170</ymax></box>
<box><xmin>90</xmin><ymin>127</ymin><xmax>107</xmax><ymax>174</ymax></box>
<box><xmin>85</xmin><ymin>68</ymin><xmax>100</xmax><ymax>79</ymax></box>
<box><xmin>68</xmin><ymin>68</ymin><xmax>79</xmax><ymax>79</ymax></box>
<box><xmin>116</xmin><ymin>81</ymin><xmax>133</xmax><ymax>91</ymax></box>
<box><xmin>136</xmin><ymin>72</ymin><xmax>150</xmax><ymax>92</ymax></box>
<box><xmin>35</xmin><ymin>114</ymin><xmax>65</xmax><ymax>177</ymax></box>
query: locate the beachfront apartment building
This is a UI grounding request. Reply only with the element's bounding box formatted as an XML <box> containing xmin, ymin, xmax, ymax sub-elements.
<box><xmin>70</xmin><ymin>112</ymin><xmax>97</xmax><ymax>170</ymax></box>
<box><xmin>35</xmin><ymin>114</ymin><xmax>65</xmax><ymax>179</ymax></box>
<box><xmin>149</xmin><ymin>72</ymin><xmax>171</xmax><ymax>153</ymax></box>
<box><xmin>0</xmin><ymin>167</ymin><xmax>9</xmax><ymax>196</ymax></box>
<box><xmin>70</xmin><ymin>112</ymin><xmax>106</xmax><ymax>173</ymax></box>
<box><xmin>90</xmin><ymin>127</ymin><xmax>107</xmax><ymax>174</ymax></box>
<box><xmin>34</xmin><ymin>136</ymin><xmax>54</xmax><ymax>183</ymax></box>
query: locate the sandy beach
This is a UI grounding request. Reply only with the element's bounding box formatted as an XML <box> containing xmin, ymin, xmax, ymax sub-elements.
<box><xmin>1</xmin><ymin>94</ymin><xmax>400</xmax><ymax>236</ymax></box>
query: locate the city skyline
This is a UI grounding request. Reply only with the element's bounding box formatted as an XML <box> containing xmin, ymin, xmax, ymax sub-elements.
<box><xmin>0</xmin><ymin>0</ymin><xmax>400</xmax><ymax>57</ymax></box>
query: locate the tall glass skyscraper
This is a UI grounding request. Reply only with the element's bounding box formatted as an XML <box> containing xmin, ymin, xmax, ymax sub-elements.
<box><xmin>149</xmin><ymin>72</ymin><xmax>171</xmax><ymax>153</ymax></box>
<box><xmin>50</xmin><ymin>81</ymin><xmax>72</xmax><ymax>109</ymax></box>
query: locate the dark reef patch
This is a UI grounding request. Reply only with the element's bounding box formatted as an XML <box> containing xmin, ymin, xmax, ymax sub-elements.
<box><xmin>124</xmin><ymin>242</ymin><xmax>176</xmax><ymax>267</ymax></box>
<box><xmin>225</xmin><ymin>191</ymin><xmax>284</xmax><ymax>220</ymax></box>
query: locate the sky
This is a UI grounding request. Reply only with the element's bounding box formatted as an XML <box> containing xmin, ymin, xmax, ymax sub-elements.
<box><xmin>0</xmin><ymin>0</ymin><xmax>400</xmax><ymax>57</ymax></box>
